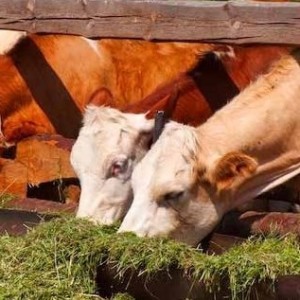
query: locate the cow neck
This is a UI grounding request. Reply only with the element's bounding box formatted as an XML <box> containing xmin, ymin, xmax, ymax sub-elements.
<box><xmin>10</xmin><ymin>36</ymin><xmax>82</xmax><ymax>138</ymax></box>
<box><xmin>197</xmin><ymin>52</ymin><xmax>300</xmax><ymax>204</ymax></box>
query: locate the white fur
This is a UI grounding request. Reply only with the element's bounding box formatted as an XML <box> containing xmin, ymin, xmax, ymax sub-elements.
<box><xmin>81</xmin><ymin>37</ymin><xmax>101</xmax><ymax>57</ymax></box>
<box><xmin>0</xmin><ymin>30</ymin><xmax>27</xmax><ymax>55</ymax></box>
<box><xmin>214</xmin><ymin>45</ymin><xmax>235</xmax><ymax>59</ymax></box>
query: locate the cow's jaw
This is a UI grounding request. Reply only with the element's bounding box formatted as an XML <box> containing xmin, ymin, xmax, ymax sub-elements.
<box><xmin>118</xmin><ymin>191</ymin><xmax>221</xmax><ymax>246</ymax></box>
<box><xmin>76</xmin><ymin>175</ymin><xmax>133</xmax><ymax>224</ymax></box>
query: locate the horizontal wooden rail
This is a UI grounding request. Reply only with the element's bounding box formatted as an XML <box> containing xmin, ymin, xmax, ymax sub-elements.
<box><xmin>0</xmin><ymin>0</ymin><xmax>299</xmax><ymax>44</ymax></box>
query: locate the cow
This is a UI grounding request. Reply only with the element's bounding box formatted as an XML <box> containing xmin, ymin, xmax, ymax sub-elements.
<box><xmin>118</xmin><ymin>49</ymin><xmax>300</xmax><ymax>246</ymax></box>
<box><xmin>0</xmin><ymin>32</ymin><xmax>211</xmax><ymax>144</ymax></box>
<box><xmin>71</xmin><ymin>45</ymin><xmax>289</xmax><ymax>225</ymax></box>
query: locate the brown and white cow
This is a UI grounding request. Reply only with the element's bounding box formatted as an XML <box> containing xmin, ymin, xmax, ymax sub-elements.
<box><xmin>0</xmin><ymin>32</ymin><xmax>211</xmax><ymax>144</ymax></box>
<box><xmin>71</xmin><ymin>45</ymin><xmax>288</xmax><ymax>224</ymax></box>
<box><xmin>118</xmin><ymin>49</ymin><xmax>300</xmax><ymax>245</ymax></box>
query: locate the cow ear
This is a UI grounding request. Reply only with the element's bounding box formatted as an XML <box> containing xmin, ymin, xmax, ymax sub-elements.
<box><xmin>88</xmin><ymin>88</ymin><xmax>114</xmax><ymax>107</ymax></box>
<box><xmin>212</xmin><ymin>152</ymin><xmax>257</xmax><ymax>190</ymax></box>
<box><xmin>128</xmin><ymin>114</ymin><xmax>154</xmax><ymax>134</ymax></box>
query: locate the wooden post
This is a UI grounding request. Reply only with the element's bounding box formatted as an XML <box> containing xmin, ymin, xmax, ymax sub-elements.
<box><xmin>0</xmin><ymin>0</ymin><xmax>299</xmax><ymax>44</ymax></box>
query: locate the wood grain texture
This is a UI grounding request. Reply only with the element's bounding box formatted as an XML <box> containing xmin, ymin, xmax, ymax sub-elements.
<box><xmin>0</xmin><ymin>0</ymin><xmax>299</xmax><ymax>44</ymax></box>
<box><xmin>15</xmin><ymin>134</ymin><xmax>76</xmax><ymax>185</ymax></box>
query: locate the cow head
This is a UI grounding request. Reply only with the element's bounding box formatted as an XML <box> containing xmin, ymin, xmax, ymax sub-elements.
<box><xmin>71</xmin><ymin>89</ymin><xmax>154</xmax><ymax>224</ymax></box>
<box><xmin>119</xmin><ymin>122</ymin><xmax>257</xmax><ymax>246</ymax></box>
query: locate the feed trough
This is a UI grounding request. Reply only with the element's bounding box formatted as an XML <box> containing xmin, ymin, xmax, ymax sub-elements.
<box><xmin>1</xmin><ymin>217</ymin><xmax>300</xmax><ymax>299</ymax></box>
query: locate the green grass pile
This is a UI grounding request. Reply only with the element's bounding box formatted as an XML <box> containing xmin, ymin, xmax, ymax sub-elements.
<box><xmin>1</xmin><ymin>217</ymin><xmax>300</xmax><ymax>299</ymax></box>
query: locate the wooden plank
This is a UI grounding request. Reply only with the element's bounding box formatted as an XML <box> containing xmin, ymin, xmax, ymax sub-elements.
<box><xmin>0</xmin><ymin>0</ymin><xmax>299</xmax><ymax>44</ymax></box>
<box><xmin>15</xmin><ymin>135</ymin><xmax>76</xmax><ymax>185</ymax></box>
<box><xmin>0</xmin><ymin>158</ymin><xmax>28</xmax><ymax>198</ymax></box>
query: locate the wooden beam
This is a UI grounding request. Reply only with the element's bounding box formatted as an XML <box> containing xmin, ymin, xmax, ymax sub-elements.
<box><xmin>0</xmin><ymin>0</ymin><xmax>299</xmax><ymax>44</ymax></box>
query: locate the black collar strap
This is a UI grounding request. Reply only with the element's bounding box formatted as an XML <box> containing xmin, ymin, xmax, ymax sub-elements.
<box><xmin>152</xmin><ymin>87</ymin><xmax>179</xmax><ymax>144</ymax></box>
<box><xmin>152</xmin><ymin>110</ymin><xmax>167</xmax><ymax>144</ymax></box>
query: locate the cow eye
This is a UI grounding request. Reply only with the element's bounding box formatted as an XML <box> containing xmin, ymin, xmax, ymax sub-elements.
<box><xmin>110</xmin><ymin>159</ymin><xmax>128</xmax><ymax>177</ymax></box>
<box><xmin>110</xmin><ymin>160</ymin><xmax>128</xmax><ymax>177</ymax></box>
<box><xmin>163</xmin><ymin>191</ymin><xmax>184</xmax><ymax>202</ymax></box>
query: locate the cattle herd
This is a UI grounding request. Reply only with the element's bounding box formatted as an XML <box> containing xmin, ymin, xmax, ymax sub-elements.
<box><xmin>1</xmin><ymin>30</ymin><xmax>300</xmax><ymax>246</ymax></box>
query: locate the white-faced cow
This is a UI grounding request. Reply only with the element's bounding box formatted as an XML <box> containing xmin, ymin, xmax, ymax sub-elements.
<box><xmin>119</xmin><ymin>49</ymin><xmax>300</xmax><ymax>245</ymax></box>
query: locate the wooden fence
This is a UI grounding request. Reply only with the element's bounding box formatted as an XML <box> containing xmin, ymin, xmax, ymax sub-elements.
<box><xmin>0</xmin><ymin>0</ymin><xmax>299</xmax><ymax>44</ymax></box>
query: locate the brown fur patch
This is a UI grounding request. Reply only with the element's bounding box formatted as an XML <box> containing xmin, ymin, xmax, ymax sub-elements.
<box><xmin>221</xmin><ymin>45</ymin><xmax>290</xmax><ymax>90</ymax></box>
<box><xmin>124</xmin><ymin>74</ymin><xmax>212</xmax><ymax>126</ymax></box>
<box><xmin>213</xmin><ymin>152</ymin><xmax>258</xmax><ymax>190</ymax></box>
